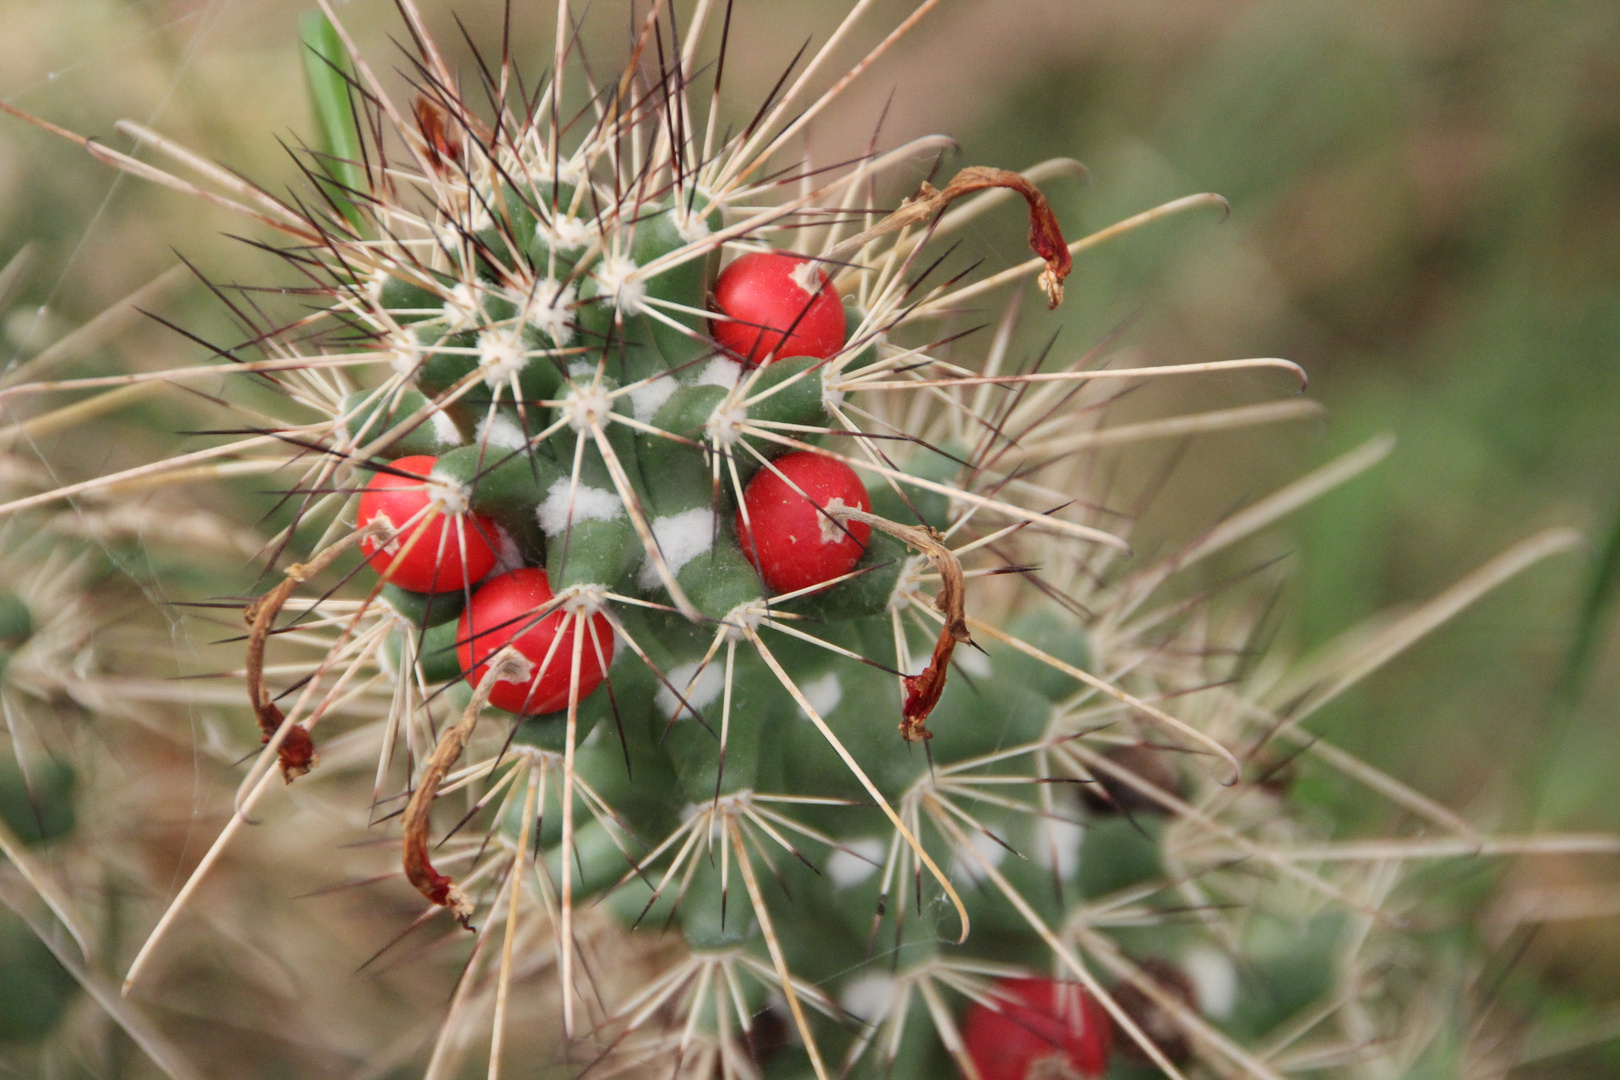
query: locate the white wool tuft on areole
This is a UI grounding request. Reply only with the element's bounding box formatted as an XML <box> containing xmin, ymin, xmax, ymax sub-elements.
<box><xmin>594</xmin><ymin>255</ymin><xmax>647</xmax><ymax>315</ymax></box>
<box><xmin>800</xmin><ymin>671</ymin><xmax>843</xmax><ymax>718</ymax></box>
<box><xmin>1032</xmin><ymin>815</ymin><xmax>1083</xmax><ymax>881</ymax></box>
<box><xmin>1182</xmin><ymin>946</ymin><xmax>1239</xmax><ymax>1020</ymax></box>
<box><xmin>674</xmin><ymin>199</ymin><xmax>715</xmax><ymax>243</ymax></box>
<box><xmin>839</xmin><ymin>973</ymin><xmax>898</xmax><ymax>1024</ymax></box>
<box><xmin>949</xmin><ymin>828</ymin><xmax>1008</xmax><ymax>884</ymax></box>
<box><xmin>826</xmin><ymin>836</ymin><xmax>884</xmax><ymax>889</ymax></box>
<box><xmin>628</xmin><ymin>374</ymin><xmax>678</xmax><ymax>421</ymax></box>
<box><xmin>696</xmin><ymin>356</ymin><xmax>743</xmax><ymax>389</ymax></box>
<box><xmin>655</xmin><ymin>659</ymin><xmax>725</xmax><ymax>719</ymax></box>
<box><xmin>537</xmin><ymin>478</ymin><xmax>624</xmax><ymax>534</ymax></box>
<box><xmin>547</xmin><ymin>214</ymin><xmax>591</xmax><ymax>253</ymax></box>
<box><xmin>490</xmin><ymin>523</ymin><xmax>524</xmax><ymax>574</ymax></box>
<box><xmin>428</xmin><ymin>409</ymin><xmax>464</xmax><ymax>448</ymax></box>
<box><xmin>475</xmin><ymin>411</ymin><xmax>529</xmax><ymax>451</ymax></box>
<box><xmin>637</xmin><ymin>507</ymin><xmax>717</xmax><ymax>589</ymax></box>
<box><xmin>479</xmin><ymin>327</ymin><xmax>528</xmax><ymax>387</ymax></box>
<box><xmin>386</xmin><ymin>330</ymin><xmax>423</xmax><ymax>378</ymax></box>
<box><xmin>523</xmin><ymin>277</ymin><xmax>577</xmax><ymax>347</ymax></box>
<box><xmin>443</xmin><ymin>282</ymin><xmax>481</xmax><ymax>332</ymax></box>
<box><xmin>424</xmin><ymin>469</ymin><xmax>471</xmax><ymax>516</ymax></box>
<box><xmin>363</xmin><ymin>267</ymin><xmax>391</xmax><ymax>306</ymax></box>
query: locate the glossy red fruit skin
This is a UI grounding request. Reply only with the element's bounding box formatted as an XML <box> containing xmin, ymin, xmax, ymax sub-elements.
<box><xmin>357</xmin><ymin>455</ymin><xmax>499</xmax><ymax>593</ymax></box>
<box><xmin>961</xmin><ymin>977</ymin><xmax>1113</xmax><ymax>1080</ymax></box>
<box><xmin>736</xmin><ymin>452</ymin><xmax>871</xmax><ymax>595</ymax></box>
<box><xmin>456</xmin><ymin>568</ymin><xmax>614</xmax><ymax>715</ymax></box>
<box><xmin>710</xmin><ymin>251</ymin><xmax>845</xmax><ymax>366</ymax></box>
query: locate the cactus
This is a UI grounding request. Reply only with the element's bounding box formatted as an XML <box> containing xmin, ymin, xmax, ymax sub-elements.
<box><xmin>0</xmin><ymin>4</ymin><xmax>1616</xmax><ymax>1079</ymax></box>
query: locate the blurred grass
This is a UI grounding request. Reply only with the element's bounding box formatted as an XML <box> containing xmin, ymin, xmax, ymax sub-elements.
<box><xmin>937</xmin><ymin>0</ymin><xmax>1620</xmax><ymax>807</ymax></box>
<box><xmin>939</xmin><ymin>0</ymin><xmax>1620</xmax><ymax>1062</ymax></box>
<box><xmin>943</xmin><ymin>2</ymin><xmax>1620</xmax><ymax>1068</ymax></box>
<box><xmin>1</xmin><ymin>0</ymin><xmax>1617</xmax><ymax>1074</ymax></box>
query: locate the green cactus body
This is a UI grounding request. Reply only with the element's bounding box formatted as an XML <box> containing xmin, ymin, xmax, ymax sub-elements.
<box><xmin>303</xmin><ymin>49</ymin><xmax>1211</xmax><ymax>1080</ymax></box>
<box><xmin>632</xmin><ymin>194</ymin><xmax>724</xmax><ymax>369</ymax></box>
<box><xmin>525</xmin><ymin>181</ymin><xmax>582</xmax><ymax>270</ymax></box>
<box><xmin>434</xmin><ymin>440</ymin><xmax>559</xmax><ymax>562</ymax></box>
<box><xmin>341</xmin><ymin>389</ymin><xmax>461</xmax><ymax>459</ymax></box>
<box><xmin>376</xmin><ymin>273</ymin><xmax>444</xmax><ymax>324</ymax></box>
<box><xmin>0</xmin><ymin>910</ymin><xmax>76</xmax><ymax>1043</ymax></box>
<box><xmin>0</xmin><ymin>757</ymin><xmax>74</xmax><ymax>847</ymax></box>
<box><xmin>381</xmin><ymin>582</ymin><xmax>466</xmax><ymax>628</ymax></box>
<box><xmin>414</xmin><ymin>619</ymin><xmax>465</xmax><ymax>684</ymax></box>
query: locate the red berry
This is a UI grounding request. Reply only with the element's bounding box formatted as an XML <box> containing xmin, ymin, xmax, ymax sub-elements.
<box><xmin>711</xmin><ymin>251</ymin><xmax>845</xmax><ymax>366</ymax></box>
<box><xmin>736</xmin><ymin>452</ymin><xmax>871</xmax><ymax>594</ymax></box>
<box><xmin>961</xmin><ymin>978</ymin><xmax>1112</xmax><ymax>1080</ymax></box>
<box><xmin>357</xmin><ymin>455</ymin><xmax>499</xmax><ymax>593</ymax></box>
<box><xmin>456</xmin><ymin>568</ymin><xmax>614</xmax><ymax>715</ymax></box>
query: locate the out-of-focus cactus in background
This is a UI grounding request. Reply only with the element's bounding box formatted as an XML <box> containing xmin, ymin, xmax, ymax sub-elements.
<box><xmin>0</xmin><ymin>3</ymin><xmax>1618</xmax><ymax>1078</ymax></box>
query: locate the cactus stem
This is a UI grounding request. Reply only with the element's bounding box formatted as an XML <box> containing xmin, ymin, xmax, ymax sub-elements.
<box><xmin>970</xmin><ymin>613</ymin><xmax>1243</xmax><ymax>787</ymax></box>
<box><xmin>710</xmin><ymin>638</ymin><xmax>738</xmax><ymax>806</ymax></box>
<box><xmin>757</xmin><ymin>617</ymin><xmax>903</xmax><ymax>674</ymax></box>
<box><xmin>744</xmin><ymin>626</ymin><xmax>969</xmax><ymax>942</ymax></box>
<box><xmin>586</xmin><ymin>423</ymin><xmax>700</xmax><ymax>619</ymax></box>
<box><xmin>838</xmin><ymin>507</ymin><xmax>969</xmax><ymax>741</ymax></box>
<box><xmin>593</xmin><ymin>604</ymin><xmax>715</xmax><ymax>732</ymax></box>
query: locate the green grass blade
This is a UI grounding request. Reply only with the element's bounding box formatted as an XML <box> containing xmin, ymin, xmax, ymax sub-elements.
<box><xmin>299</xmin><ymin>10</ymin><xmax>366</xmax><ymax>231</ymax></box>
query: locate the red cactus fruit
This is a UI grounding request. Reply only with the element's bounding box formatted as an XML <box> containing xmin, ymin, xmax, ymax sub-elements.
<box><xmin>711</xmin><ymin>250</ymin><xmax>845</xmax><ymax>366</ymax></box>
<box><xmin>356</xmin><ymin>455</ymin><xmax>499</xmax><ymax>593</ymax></box>
<box><xmin>737</xmin><ymin>452</ymin><xmax>872</xmax><ymax>595</ymax></box>
<box><xmin>961</xmin><ymin>977</ymin><xmax>1113</xmax><ymax>1080</ymax></box>
<box><xmin>456</xmin><ymin>568</ymin><xmax>613</xmax><ymax>714</ymax></box>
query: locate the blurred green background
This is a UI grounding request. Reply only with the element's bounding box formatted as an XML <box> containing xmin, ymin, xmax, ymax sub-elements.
<box><xmin>2</xmin><ymin>0</ymin><xmax>1617</xmax><ymax>1074</ymax></box>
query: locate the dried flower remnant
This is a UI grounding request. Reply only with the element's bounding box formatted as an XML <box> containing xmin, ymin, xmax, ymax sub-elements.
<box><xmin>833</xmin><ymin>166</ymin><xmax>1074</xmax><ymax>307</ymax></box>
<box><xmin>413</xmin><ymin>95</ymin><xmax>464</xmax><ymax>176</ymax></box>
<box><xmin>241</xmin><ymin>524</ymin><xmax>383</xmax><ymax>781</ymax></box>
<box><xmin>833</xmin><ymin>505</ymin><xmax>971</xmax><ymax>741</ymax></box>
